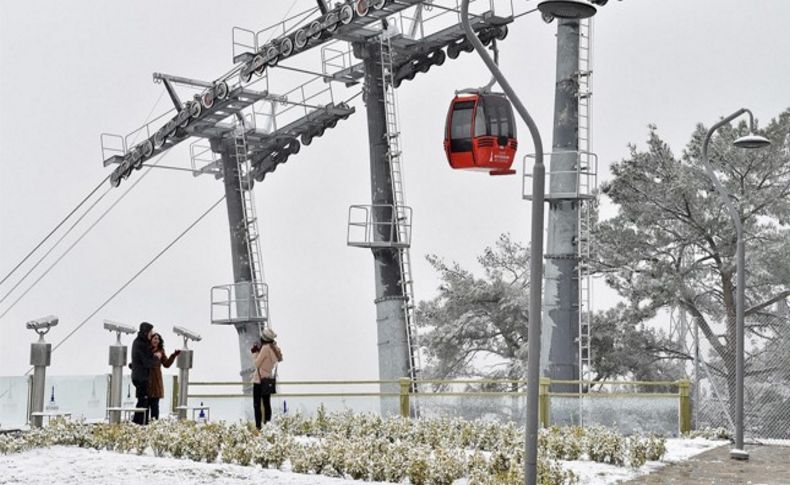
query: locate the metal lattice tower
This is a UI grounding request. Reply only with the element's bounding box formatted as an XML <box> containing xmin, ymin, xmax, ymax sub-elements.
<box><xmin>379</xmin><ymin>32</ymin><xmax>421</xmax><ymax>386</ymax></box>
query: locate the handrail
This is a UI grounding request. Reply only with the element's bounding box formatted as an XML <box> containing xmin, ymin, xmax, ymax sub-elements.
<box><xmin>188</xmin><ymin>378</ymin><xmax>684</xmax><ymax>387</ymax></box>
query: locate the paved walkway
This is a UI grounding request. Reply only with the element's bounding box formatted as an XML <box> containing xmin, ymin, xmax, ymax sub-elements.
<box><xmin>624</xmin><ymin>444</ymin><xmax>790</xmax><ymax>484</ymax></box>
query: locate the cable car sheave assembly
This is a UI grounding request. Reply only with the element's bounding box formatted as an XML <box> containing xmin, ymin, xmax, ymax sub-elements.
<box><xmin>101</xmin><ymin>0</ymin><xmax>514</xmax><ymax>187</ymax></box>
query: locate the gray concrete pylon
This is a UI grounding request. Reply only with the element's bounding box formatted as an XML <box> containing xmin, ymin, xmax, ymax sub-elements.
<box><xmin>214</xmin><ymin>137</ymin><xmax>262</xmax><ymax>392</ymax></box>
<box><xmin>540</xmin><ymin>19</ymin><xmax>581</xmax><ymax>389</ymax></box>
<box><xmin>358</xmin><ymin>41</ymin><xmax>411</xmax><ymax>415</ymax></box>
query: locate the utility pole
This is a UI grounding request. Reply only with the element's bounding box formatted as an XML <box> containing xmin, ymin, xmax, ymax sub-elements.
<box><xmin>358</xmin><ymin>40</ymin><xmax>411</xmax><ymax>414</ymax></box>
<box><xmin>540</xmin><ymin>19</ymin><xmax>581</xmax><ymax>390</ymax></box>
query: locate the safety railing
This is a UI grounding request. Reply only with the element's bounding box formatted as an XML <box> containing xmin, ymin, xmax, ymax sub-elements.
<box><xmin>347</xmin><ymin>204</ymin><xmax>412</xmax><ymax>248</ymax></box>
<box><xmin>276</xmin><ymin>75</ymin><xmax>335</xmax><ymax>121</ymax></box>
<box><xmin>181</xmin><ymin>377</ymin><xmax>691</xmax><ymax>436</ymax></box>
<box><xmin>321</xmin><ymin>40</ymin><xmax>354</xmax><ymax>77</ymax></box>
<box><xmin>99</xmin><ymin>133</ymin><xmax>127</xmax><ymax>164</ymax></box>
<box><xmin>188</xmin><ymin>140</ymin><xmax>222</xmax><ymax>178</ymax></box>
<box><xmin>394</xmin><ymin>0</ymin><xmax>515</xmax><ymax>42</ymax></box>
<box><xmin>210</xmin><ymin>282</ymin><xmax>269</xmax><ymax>324</ymax></box>
<box><xmin>522</xmin><ymin>151</ymin><xmax>599</xmax><ymax>201</ymax></box>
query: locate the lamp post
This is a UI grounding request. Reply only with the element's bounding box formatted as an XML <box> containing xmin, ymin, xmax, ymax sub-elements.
<box><xmin>700</xmin><ymin>108</ymin><xmax>770</xmax><ymax>460</ymax></box>
<box><xmin>460</xmin><ymin>1</ymin><xmax>596</xmax><ymax>483</ymax></box>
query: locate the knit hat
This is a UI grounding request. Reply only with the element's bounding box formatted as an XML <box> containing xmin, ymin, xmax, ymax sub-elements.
<box><xmin>262</xmin><ymin>327</ymin><xmax>277</xmax><ymax>341</ymax></box>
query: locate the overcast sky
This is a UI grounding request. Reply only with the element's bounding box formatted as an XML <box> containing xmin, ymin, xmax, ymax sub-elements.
<box><xmin>1</xmin><ymin>0</ymin><xmax>789</xmax><ymax>383</ymax></box>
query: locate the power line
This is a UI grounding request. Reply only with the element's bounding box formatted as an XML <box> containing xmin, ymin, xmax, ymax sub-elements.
<box><xmin>0</xmin><ymin>152</ymin><xmax>169</xmax><ymax>320</ymax></box>
<box><xmin>24</xmin><ymin>194</ymin><xmax>227</xmax><ymax>375</ymax></box>
<box><xmin>0</xmin><ymin>174</ymin><xmax>110</xmax><ymax>288</ymax></box>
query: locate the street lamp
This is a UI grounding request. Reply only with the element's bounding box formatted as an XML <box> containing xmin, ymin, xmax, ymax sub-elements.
<box><xmin>700</xmin><ymin>108</ymin><xmax>770</xmax><ymax>461</ymax></box>
<box><xmin>459</xmin><ymin>1</ymin><xmax>595</xmax><ymax>483</ymax></box>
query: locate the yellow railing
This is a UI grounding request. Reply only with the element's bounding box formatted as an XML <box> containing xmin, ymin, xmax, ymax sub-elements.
<box><xmin>175</xmin><ymin>377</ymin><xmax>692</xmax><ymax>434</ymax></box>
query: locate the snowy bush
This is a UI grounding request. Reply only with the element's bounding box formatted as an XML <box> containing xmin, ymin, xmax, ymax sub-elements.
<box><xmin>684</xmin><ymin>426</ymin><xmax>731</xmax><ymax>441</ymax></box>
<box><xmin>0</xmin><ymin>411</ymin><xmax>675</xmax><ymax>484</ymax></box>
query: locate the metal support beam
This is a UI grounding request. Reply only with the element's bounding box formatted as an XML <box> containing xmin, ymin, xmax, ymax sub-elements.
<box><xmin>359</xmin><ymin>41</ymin><xmax>411</xmax><ymax>416</ymax></box>
<box><xmin>541</xmin><ymin>19</ymin><xmax>580</xmax><ymax>391</ymax></box>
<box><xmin>161</xmin><ymin>78</ymin><xmax>183</xmax><ymax>111</ymax></box>
<box><xmin>213</xmin><ymin>138</ymin><xmax>262</xmax><ymax>394</ymax></box>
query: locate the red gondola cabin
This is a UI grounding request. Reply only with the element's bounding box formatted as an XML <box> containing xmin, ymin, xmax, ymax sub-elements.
<box><xmin>443</xmin><ymin>92</ymin><xmax>517</xmax><ymax>175</ymax></box>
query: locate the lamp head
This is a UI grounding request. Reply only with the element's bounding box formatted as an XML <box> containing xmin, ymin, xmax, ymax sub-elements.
<box><xmin>733</xmin><ymin>134</ymin><xmax>771</xmax><ymax>150</ymax></box>
<box><xmin>538</xmin><ymin>0</ymin><xmax>598</xmax><ymax>22</ymax></box>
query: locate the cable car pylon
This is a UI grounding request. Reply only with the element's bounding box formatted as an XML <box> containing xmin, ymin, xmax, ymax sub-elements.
<box><xmin>98</xmin><ymin>0</ymin><xmax>530</xmax><ymax>399</ymax></box>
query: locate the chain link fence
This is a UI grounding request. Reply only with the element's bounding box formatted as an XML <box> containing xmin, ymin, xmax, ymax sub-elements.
<box><xmin>695</xmin><ymin>308</ymin><xmax>790</xmax><ymax>443</ymax></box>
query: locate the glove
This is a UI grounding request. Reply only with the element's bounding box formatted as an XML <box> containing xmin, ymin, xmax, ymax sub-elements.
<box><xmin>128</xmin><ymin>363</ymin><xmax>133</xmax><ymax>370</ymax></box>
<box><xmin>173</xmin><ymin>350</ymin><xmax>182</xmax><ymax>357</ymax></box>
<box><xmin>251</xmin><ymin>345</ymin><xmax>260</xmax><ymax>354</ymax></box>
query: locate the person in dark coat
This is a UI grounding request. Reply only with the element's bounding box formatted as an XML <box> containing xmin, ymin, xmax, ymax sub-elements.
<box><xmin>147</xmin><ymin>333</ymin><xmax>180</xmax><ymax>420</ymax></box>
<box><xmin>130</xmin><ymin>322</ymin><xmax>156</xmax><ymax>425</ymax></box>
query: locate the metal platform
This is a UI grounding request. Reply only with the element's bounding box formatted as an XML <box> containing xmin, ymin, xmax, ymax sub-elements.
<box><xmin>324</xmin><ymin>11</ymin><xmax>511</xmax><ymax>86</ymax></box>
<box><xmin>347</xmin><ymin>204</ymin><xmax>412</xmax><ymax>249</ymax></box>
<box><xmin>522</xmin><ymin>152</ymin><xmax>599</xmax><ymax>201</ymax></box>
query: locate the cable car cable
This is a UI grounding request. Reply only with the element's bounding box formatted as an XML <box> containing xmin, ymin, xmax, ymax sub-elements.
<box><xmin>0</xmin><ymin>152</ymin><xmax>169</xmax><ymax>320</ymax></box>
<box><xmin>22</xmin><ymin>194</ymin><xmax>227</xmax><ymax>375</ymax></box>
<box><xmin>0</xmin><ymin>90</ymin><xmax>167</xmax><ymax>290</ymax></box>
<box><xmin>0</xmin><ymin>185</ymin><xmax>113</xmax><ymax>308</ymax></box>
<box><xmin>0</xmin><ymin>175</ymin><xmax>110</xmax><ymax>289</ymax></box>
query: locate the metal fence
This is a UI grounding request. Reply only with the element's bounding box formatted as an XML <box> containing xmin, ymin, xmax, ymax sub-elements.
<box><xmin>695</xmin><ymin>310</ymin><xmax>790</xmax><ymax>443</ymax></box>
<box><xmin>184</xmin><ymin>378</ymin><xmax>689</xmax><ymax>436</ymax></box>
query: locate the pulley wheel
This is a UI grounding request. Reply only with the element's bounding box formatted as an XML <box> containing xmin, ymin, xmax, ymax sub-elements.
<box><xmin>215</xmin><ymin>81</ymin><xmax>229</xmax><ymax>100</ymax></box>
<box><xmin>280</xmin><ymin>37</ymin><xmax>294</xmax><ymax>58</ymax></box>
<box><xmin>355</xmin><ymin>0</ymin><xmax>369</xmax><ymax>16</ymax></box>
<box><xmin>339</xmin><ymin>4</ymin><xmax>354</xmax><ymax>24</ymax></box>
<box><xmin>141</xmin><ymin>139</ymin><xmax>154</xmax><ymax>158</ymax></box>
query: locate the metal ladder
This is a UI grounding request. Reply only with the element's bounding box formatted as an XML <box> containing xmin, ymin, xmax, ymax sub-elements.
<box><xmin>234</xmin><ymin>117</ymin><xmax>268</xmax><ymax>335</ymax></box>
<box><xmin>577</xmin><ymin>18</ymin><xmax>594</xmax><ymax>391</ymax></box>
<box><xmin>379</xmin><ymin>33</ymin><xmax>421</xmax><ymax>387</ymax></box>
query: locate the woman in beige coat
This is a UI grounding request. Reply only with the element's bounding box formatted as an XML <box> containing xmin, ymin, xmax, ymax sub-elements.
<box><xmin>251</xmin><ymin>327</ymin><xmax>283</xmax><ymax>429</ymax></box>
<box><xmin>148</xmin><ymin>333</ymin><xmax>180</xmax><ymax>420</ymax></box>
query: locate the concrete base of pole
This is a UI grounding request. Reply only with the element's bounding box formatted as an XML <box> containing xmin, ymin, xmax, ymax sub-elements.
<box><xmin>730</xmin><ymin>448</ymin><xmax>750</xmax><ymax>461</ymax></box>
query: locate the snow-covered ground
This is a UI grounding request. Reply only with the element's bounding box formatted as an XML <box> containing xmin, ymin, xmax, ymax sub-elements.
<box><xmin>563</xmin><ymin>437</ymin><xmax>724</xmax><ymax>484</ymax></box>
<box><xmin>0</xmin><ymin>445</ymin><xmax>390</xmax><ymax>485</ymax></box>
<box><xmin>0</xmin><ymin>438</ymin><xmax>725</xmax><ymax>484</ymax></box>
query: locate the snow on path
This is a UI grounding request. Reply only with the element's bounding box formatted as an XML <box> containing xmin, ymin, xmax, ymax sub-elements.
<box><xmin>563</xmin><ymin>437</ymin><xmax>726</xmax><ymax>484</ymax></box>
<box><xmin>0</xmin><ymin>446</ymin><xmax>389</xmax><ymax>485</ymax></box>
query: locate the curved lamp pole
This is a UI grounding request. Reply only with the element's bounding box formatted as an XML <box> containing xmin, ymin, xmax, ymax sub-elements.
<box><xmin>700</xmin><ymin>108</ymin><xmax>770</xmax><ymax>460</ymax></box>
<box><xmin>459</xmin><ymin>2</ymin><xmax>545</xmax><ymax>482</ymax></box>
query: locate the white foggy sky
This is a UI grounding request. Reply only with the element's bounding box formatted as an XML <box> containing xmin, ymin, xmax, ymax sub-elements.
<box><xmin>1</xmin><ymin>0</ymin><xmax>789</xmax><ymax>382</ymax></box>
